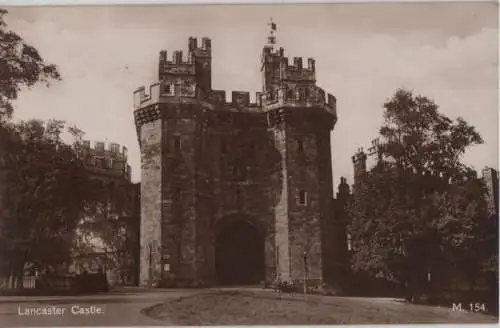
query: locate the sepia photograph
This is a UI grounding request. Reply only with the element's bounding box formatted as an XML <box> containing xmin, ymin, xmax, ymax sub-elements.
<box><xmin>0</xmin><ymin>2</ymin><xmax>498</xmax><ymax>326</ymax></box>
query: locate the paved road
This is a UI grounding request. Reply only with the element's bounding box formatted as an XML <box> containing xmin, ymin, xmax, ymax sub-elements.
<box><xmin>0</xmin><ymin>287</ymin><xmax>199</xmax><ymax>327</ymax></box>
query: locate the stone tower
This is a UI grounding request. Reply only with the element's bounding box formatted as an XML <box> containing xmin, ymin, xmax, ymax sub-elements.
<box><xmin>351</xmin><ymin>148</ymin><xmax>367</xmax><ymax>192</ymax></box>
<box><xmin>134</xmin><ymin>27</ymin><xmax>338</xmax><ymax>287</ymax></box>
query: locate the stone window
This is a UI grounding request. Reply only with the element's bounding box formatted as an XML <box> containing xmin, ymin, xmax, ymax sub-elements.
<box><xmin>110</xmin><ymin>143</ymin><xmax>120</xmax><ymax>154</ymax></box>
<box><xmin>298</xmin><ymin>189</ymin><xmax>307</xmax><ymax>206</ymax></box>
<box><xmin>297</xmin><ymin>139</ymin><xmax>304</xmax><ymax>154</ymax></box>
<box><xmin>299</xmin><ymin>89</ymin><xmax>305</xmax><ymax>101</ymax></box>
<box><xmin>173</xmin><ymin>188</ymin><xmax>181</xmax><ymax>202</ymax></box>
<box><xmin>347</xmin><ymin>233</ymin><xmax>352</xmax><ymax>251</ymax></box>
<box><xmin>95</xmin><ymin>142</ymin><xmax>105</xmax><ymax>152</ymax></box>
<box><xmin>173</xmin><ymin>136</ymin><xmax>181</xmax><ymax>153</ymax></box>
<box><xmin>164</xmin><ymin>83</ymin><xmax>174</xmax><ymax>95</ymax></box>
<box><xmin>236</xmin><ymin>187</ymin><xmax>241</xmax><ymax>205</ymax></box>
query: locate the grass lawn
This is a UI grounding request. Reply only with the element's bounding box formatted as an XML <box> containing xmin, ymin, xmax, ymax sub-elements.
<box><xmin>144</xmin><ymin>290</ymin><xmax>498</xmax><ymax>325</ymax></box>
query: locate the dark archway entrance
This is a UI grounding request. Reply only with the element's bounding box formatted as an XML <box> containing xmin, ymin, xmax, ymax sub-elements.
<box><xmin>215</xmin><ymin>218</ymin><xmax>265</xmax><ymax>285</ymax></box>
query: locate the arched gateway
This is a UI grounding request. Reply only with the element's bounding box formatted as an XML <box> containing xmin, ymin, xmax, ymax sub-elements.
<box><xmin>215</xmin><ymin>216</ymin><xmax>265</xmax><ymax>285</ymax></box>
<box><xmin>135</xmin><ymin>31</ymin><xmax>338</xmax><ymax>288</ymax></box>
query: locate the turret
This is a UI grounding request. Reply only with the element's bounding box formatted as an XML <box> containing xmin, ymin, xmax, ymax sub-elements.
<box><xmin>336</xmin><ymin>177</ymin><xmax>351</xmax><ymax>203</ymax></box>
<box><xmin>261</xmin><ymin>46</ymin><xmax>316</xmax><ymax>94</ymax></box>
<box><xmin>157</xmin><ymin>37</ymin><xmax>212</xmax><ymax>100</ymax></box>
<box><xmin>352</xmin><ymin>148</ymin><xmax>367</xmax><ymax>185</ymax></box>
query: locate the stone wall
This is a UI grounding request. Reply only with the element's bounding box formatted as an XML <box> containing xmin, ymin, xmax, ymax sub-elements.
<box><xmin>285</xmin><ymin>113</ymin><xmax>324</xmax><ymax>285</ymax></box>
<box><xmin>272</xmin><ymin>123</ymin><xmax>291</xmax><ymax>282</ymax></box>
<box><xmin>161</xmin><ymin>105</ymin><xmax>199</xmax><ymax>282</ymax></box>
<box><xmin>139</xmin><ymin>120</ymin><xmax>163</xmax><ymax>286</ymax></box>
<box><xmin>136</xmin><ymin>105</ymin><xmax>336</xmax><ymax>287</ymax></box>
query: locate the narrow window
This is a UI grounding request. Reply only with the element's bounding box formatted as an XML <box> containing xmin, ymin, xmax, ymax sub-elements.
<box><xmin>297</xmin><ymin>139</ymin><xmax>304</xmax><ymax>153</ymax></box>
<box><xmin>174</xmin><ymin>187</ymin><xmax>181</xmax><ymax>203</ymax></box>
<box><xmin>236</xmin><ymin>187</ymin><xmax>241</xmax><ymax>205</ymax></box>
<box><xmin>299</xmin><ymin>89</ymin><xmax>305</xmax><ymax>101</ymax></box>
<box><xmin>347</xmin><ymin>233</ymin><xmax>352</xmax><ymax>251</ymax></box>
<box><xmin>173</xmin><ymin>136</ymin><xmax>181</xmax><ymax>152</ymax></box>
<box><xmin>165</xmin><ymin>83</ymin><xmax>174</xmax><ymax>95</ymax></box>
<box><xmin>298</xmin><ymin>190</ymin><xmax>307</xmax><ymax>205</ymax></box>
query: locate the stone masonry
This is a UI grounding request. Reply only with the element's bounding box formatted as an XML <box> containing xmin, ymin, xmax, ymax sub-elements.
<box><xmin>134</xmin><ymin>33</ymin><xmax>338</xmax><ymax>287</ymax></box>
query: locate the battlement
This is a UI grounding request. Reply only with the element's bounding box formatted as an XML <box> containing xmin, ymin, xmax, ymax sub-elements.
<box><xmin>188</xmin><ymin>36</ymin><xmax>212</xmax><ymax>56</ymax></box>
<box><xmin>158</xmin><ymin>37</ymin><xmax>212</xmax><ymax>77</ymax></box>
<box><xmin>159</xmin><ymin>50</ymin><xmax>194</xmax><ymax>66</ymax></box>
<box><xmin>262</xmin><ymin>46</ymin><xmax>316</xmax><ymax>82</ymax></box>
<box><xmin>76</xmin><ymin>140</ymin><xmax>128</xmax><ymax>157</ymax></box>
<box><xmin>134</xmin><ymin>81</ymin><xmax>198</xmax><ymax>109</ymax></box>
<box><xmin>282</xmin><ymin>56</ymin><xmax>315</xmax><ymax>72</ymax></box>
<box><xmin>261</xmin><ymin>85</ymin><xmax>336</xmax><ymax>117</ymax></box>
<box><xmin>75</xmin><ymin>140</ymin><xmax>131</xmax><ymax>180</ymax></box>
<box><xmin>206</xmin><ymin>90</ymin><xmax>261</xmax><ymax>111</ymax></box>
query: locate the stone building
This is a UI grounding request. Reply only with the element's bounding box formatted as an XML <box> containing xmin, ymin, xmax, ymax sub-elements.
<box><xmin>134</xmin><ymin>31</ymin><xmax>339</xmax><ymax>287</ymax></box>
<box><xmin>71</xmin><ymin>140</ymin><xmax>140</xmax><ymax>285</ymax></box>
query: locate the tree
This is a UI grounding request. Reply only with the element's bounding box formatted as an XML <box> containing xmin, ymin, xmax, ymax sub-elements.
<box><xmin>348</xmin><ymin>89</ymin><xmax>488</xmax><ymax>300</ymax></box>
<box><xmin>74</xmin><ymin>175</ymin><xmax>138</xmax><ymax>283</ymax></box>
<box><xmin>0</xmin><ymin>119</ymin><xmax>92</xmax><ymax>287</ymax></box>
<box><xmin>0</xmin><ymin>8</ymin><xmax>61</xmax><ymax>120</ymax></box>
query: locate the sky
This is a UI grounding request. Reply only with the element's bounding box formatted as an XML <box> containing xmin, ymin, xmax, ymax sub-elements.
<box><xmin>4</xmin><ymin>3</ymin><xmax>499</xmax><ymax>186</ymax></box>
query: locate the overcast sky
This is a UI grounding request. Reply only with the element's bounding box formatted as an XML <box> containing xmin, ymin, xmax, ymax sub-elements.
<box><xmin>4</xmin><ymin>3</ymin><xmax>499</xmax><ymax>186</ymax></box>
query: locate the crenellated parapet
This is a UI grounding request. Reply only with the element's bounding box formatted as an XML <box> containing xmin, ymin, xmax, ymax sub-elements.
<box><xmin>134</xmin><ymin>82</ymin><xmax>197</xmax><ymax>110</ymax></box>
<box><xmin>280</xmin><ymin>57</ymin><xmax>316</xmax><ymax>82</ymax></box>
<box><xmin>188</xmin><ymin>36</ymin><xmax>211</xmax><ymax>57</ymax></box>
<box><xmin>204</xmin><ymin>90</ymin><xmax>262</xmax><ymax>112</ymax></box>
<box><xmin>261</xmin><ymin>85</ymin><xmax>337</xmax><ymax>119</ymax></box>
<box><xmin>75</xmin><ymin>140</ymin><xmax>131</xmax><ymax>181</ymax></box>
<box><xmin>158</xmin><ymin>37</ymin><xmax>212</xmax><ymax>94</ymax></box>
<box><xmin>158</xmin><ymin>51</ymin><xmax>195</xmax><ymax>76</ymax></box>
<box><xmin>261</xmin><ymin>46</ymin><xmax>316</xmax><ymax>88</ymax></box>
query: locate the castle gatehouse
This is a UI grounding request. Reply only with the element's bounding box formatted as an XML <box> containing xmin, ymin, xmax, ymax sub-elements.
<box><xmin>134</xmin><ymin>30</ymin><xmax>338</xmax><ymax>287</ymax></box>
